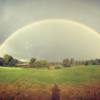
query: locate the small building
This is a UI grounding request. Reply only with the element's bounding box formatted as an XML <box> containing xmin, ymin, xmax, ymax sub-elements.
<box><xmin>16</xmin><ymin>61</ymin><xmax>29</xmax><ymax>67</ymax></box>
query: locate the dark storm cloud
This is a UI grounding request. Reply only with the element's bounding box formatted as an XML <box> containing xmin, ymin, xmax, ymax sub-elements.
<box><xmin>0</xmin><ymin>0</ymin><xmax>100</xmax><ymax>44</ymax></box>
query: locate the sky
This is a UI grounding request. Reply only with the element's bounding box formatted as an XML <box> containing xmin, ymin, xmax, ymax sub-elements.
<box><xmin>0</xmin><ymin>0</ymin><xmax>100</xmax><ymax>61</ymax></box>
<box><xmin>0</xmin><ymin>0</ymin><xmax>100</xmax><ymax>44</ymax></box>
<box><xmin>0</xmin><ymin>19</ymin><xmax>100</xmax><ymax>61</ymax></box>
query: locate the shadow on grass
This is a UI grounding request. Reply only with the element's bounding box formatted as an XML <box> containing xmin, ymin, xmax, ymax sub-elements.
<box><xmin>0</xmin><ymin>82</ymin><xmax>100</xmax><ymax>100</ymax></box>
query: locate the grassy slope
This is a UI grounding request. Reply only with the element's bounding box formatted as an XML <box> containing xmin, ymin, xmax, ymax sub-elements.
<box><xmin>0</xmin><ymin>65</ymin><xmax>100</xmax><ymax>85</ymax></box>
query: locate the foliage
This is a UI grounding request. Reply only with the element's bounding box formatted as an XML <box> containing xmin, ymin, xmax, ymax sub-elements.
<box><xmin>54</xmin><ymin>65</ymin><xmax>63</xmax><ymax>69</ymax></box>
<box><xmin>0</xmin><ymin>58</ymin><xmax>4</xmax><ymax>66</ymax></box>
<box><xmin>33</xmin><ymin>60</ymin><xmax>49</xmax><ymax>68</ymax></box>
<box><xmin>3</xmin><ymin>54</ymin><xmax>13</xmax><ymax>65</ymax></box>
<box><xmin>63</xmin><ymin>58</ymin><xmax>71</xmax><ymax>67</ymax></box>
<box><xmin>3</xmin><ymin>54</ymin><xmax>18</xmax><ymax>66</ymax></box>
<box><xmin>29</xmin><ymin>58</ymin><xmax>36</xmax><ymax>67</ymax></box>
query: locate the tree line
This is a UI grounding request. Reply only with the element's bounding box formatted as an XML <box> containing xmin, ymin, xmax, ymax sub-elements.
<box><xmin>0</xmin><ymin>54</ymin><xmax>100</xmax><ymax>68</ymax></box>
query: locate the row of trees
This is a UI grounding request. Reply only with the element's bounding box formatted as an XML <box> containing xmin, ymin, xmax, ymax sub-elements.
<box><xmin>0</xmin><ymin>54</ymin><xmax>100</xmax><ymax>68</ymax></box>
<box><xmin>0</xmin><ymin>55</ymin><xmax>49</xmax><ymax>68</ymax></box>
<box><xmin>29</xmin><ymin>58</ymin><xmax>49</xmax><ymax>68</ymax></box>
<box><xmin>63</xmin><ymin>58</ymin><xmax>100</xmax><ymax>67</ymax></box>
<box><xmin>63</xmin><ymin>58</ymin><xmax>75</xmax><ymax>67</ymax></box>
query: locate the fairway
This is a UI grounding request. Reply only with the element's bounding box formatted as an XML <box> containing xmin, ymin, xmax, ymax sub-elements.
<box><xmin>0</xmin><ymin>65</ymin><xmax>100</xmax><ymax>85</ymax></box>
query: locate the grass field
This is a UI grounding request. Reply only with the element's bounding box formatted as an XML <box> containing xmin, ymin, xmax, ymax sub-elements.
<box><xmin>0</xmin><ymin>65</ymin><xmax>100</xmax><ymax>100</ymax></box>
<box><xmin>0</xmin><ymin>65</ymin><xmax>100</xmax><ymax>85</ymax></box>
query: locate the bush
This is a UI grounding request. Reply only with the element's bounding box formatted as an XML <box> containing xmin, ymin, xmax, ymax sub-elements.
<box><xmin>33</xmin><ymin>60</ymin><xmax>49</xmax><ymax>68</ymax></box>
<box><xmin>55</xmin><ymin>65</ymin><xmax>63</xmax><ymax>69</ymax></box>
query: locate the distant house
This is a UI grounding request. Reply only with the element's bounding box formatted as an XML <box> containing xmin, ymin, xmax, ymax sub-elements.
<box><xmin>16</xmin><ymin>60</ymin><xmax>29</xmax><ymax>67</ymax></box>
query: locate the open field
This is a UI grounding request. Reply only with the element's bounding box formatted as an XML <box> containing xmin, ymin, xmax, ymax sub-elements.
<box><xmin>0</xmin><ymin>65</ymin><xmax>100</xmax><ymax>85</ymax></box>
<box><xmin>0</xmin><ymin>65</ymin><xmax>100</xmax><ymax>100</ymax></box>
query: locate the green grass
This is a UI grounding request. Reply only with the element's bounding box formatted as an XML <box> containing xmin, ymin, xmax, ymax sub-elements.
<box><xmin>0</xmin><ymin>65</ymin><xmax>100</xmax><ymax>85</ymax></box>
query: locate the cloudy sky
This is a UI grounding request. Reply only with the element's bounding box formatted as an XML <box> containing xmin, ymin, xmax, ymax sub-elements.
<box><xmin>0</xmin><ymin>0</ymin><xmax>100</xmax><ymax>44</ymax></box>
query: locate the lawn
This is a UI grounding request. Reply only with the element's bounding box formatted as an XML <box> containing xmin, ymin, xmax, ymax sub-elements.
<box><xmin>0</xmin><ymin>65</ymin><xmax>100</xmax><ymax>85</ymax></box>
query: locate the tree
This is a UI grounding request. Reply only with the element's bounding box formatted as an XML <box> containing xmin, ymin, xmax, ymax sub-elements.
<box><xmin>8</xmin><ymin>59</ymin><xmax>18</xmax><ymax>66</ymax></box>
<box><xmin>70</xmin><ymin>58</ymin><xmax>74</xmax><ymax>65</ymax></box>
<box><xmin>3</xmin><ymin>54</ymin><xmax>17</xmax><ymax>66</ymax></box>
<box><xmin>0</xmin><ymin>57</ymin><xmax>4</xmax><ymax>66</ymax></box>
<box><xmin>63</xmin><ymin>58</ymin><xmax>71</xmax><ymax>67</ymax></box>
<box><xmin>30</xmin><ymin>58</ymin><xmax>36</xmax><ymax>64</ymax></box>
<box><xmin>34</xmin><ymin>60</ymin><xmax>49</xmax><ymax>68</ymax></box>
<box><xmin>38</xmin><ymin>60</ymin><xmax>49</xmax><ymax>67</ymax></box>
<box><xmin>29</xmin><ymin>58</ymin><xmax>36</xmax><ymax>67</ymax></box>
<box><xmin>3</xmin><ymin>54</ymin><xmax>13</xmax><ymax>65</ymax></box>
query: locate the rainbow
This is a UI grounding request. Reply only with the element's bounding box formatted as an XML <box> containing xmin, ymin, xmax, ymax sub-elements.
<box><xmin>0</xmin><ymin>19</ymin><xmax>100</xmax><ymax>50</ymax></box>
